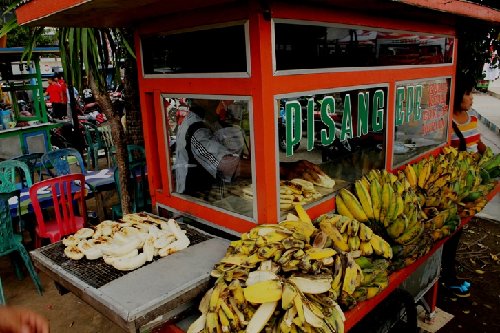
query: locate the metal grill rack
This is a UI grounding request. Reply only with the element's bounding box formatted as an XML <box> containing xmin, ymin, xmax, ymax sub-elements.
<box><xmin>39</xmin><ymin>223</ymin><xmax>213</xmax><ymax>289</ymax></box>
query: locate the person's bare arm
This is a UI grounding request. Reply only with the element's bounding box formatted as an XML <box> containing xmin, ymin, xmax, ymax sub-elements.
<box><xmin>477</xmin><ymin>140</ymin><xmax>487</xmax><ymax>154</ymax></box>
<box><xmin>0</xmin><ymin>306</ymin><xmax>49</xmax><ymax>333</ymax></box>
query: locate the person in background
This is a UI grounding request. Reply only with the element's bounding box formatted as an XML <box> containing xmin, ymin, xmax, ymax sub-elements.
<box><xmin>450</xmin><ymin>74</ymin><xmax>486</xmax><ymax>153</ymax></box>
<box><xmin>82</xmin><ymin>85</ymin><xmax>95</xmax><ymax>105</ymax></box>
<box><xmin>44</xmin><ymin>76</ymin><xmax>65</xmax><ymax>120</ymax></box>
<box><xmin>441</xmin><ymin>74</ymin><xmax>487</xmax><ymax>298</ymax></box>
<box><xmin>0</xmin><ymin>306</ymin><xmax>49</xmax><ymax>333</ymax></box>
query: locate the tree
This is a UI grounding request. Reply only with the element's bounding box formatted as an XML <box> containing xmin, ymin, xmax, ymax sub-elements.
<box><xmin>58</xmin><ymin>28</ymin><xmax>134</xmax><ymax>215</ymax></box>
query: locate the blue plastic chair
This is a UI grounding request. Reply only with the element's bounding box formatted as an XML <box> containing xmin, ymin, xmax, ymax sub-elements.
<box><xmin>0</xmin><ymin>192</ymin><xmax>43</xmax><ymax>296</ymax></box>
<box><xmin>41</xmin><ymin>148</ymin><xmax>85</xmax><ymax>177</ymax></box>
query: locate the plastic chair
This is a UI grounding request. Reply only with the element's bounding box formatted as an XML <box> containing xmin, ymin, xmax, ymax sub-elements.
<box><xmin>29</xmin><ymin>174</ymin><xmax>87</xmax><ymax>247</ymax></box>
<box><xmin>0</xmin><ymin>160</ymin><xmax>33</xmax><ymax>235</ymax></box>
<box><xmin>82</xmin><ymin>122</ymin><xmax>108</xmax><ymax>170</ymax></box>
<box><xmin>0</xmin><ymin>192</ymin><xmax>43</xmax><ymax>295</ymax></box>
<box><xmin>98</xmin><ymin>124</ymin><xmax>115</xmax><ymax>167</ymax></box>
<box><xmin>0</xmin><ymin>160</ymin><xmax>33</xmax><ymax>193</ymax></box>
<box><xmin>41</xmin><ymin>148</ymin><xmax>102</xmax><ymax>219</ymax></box>
<box><xmin>13</xmin><ymin>152</ymin><xmax>44</xmax><ymax>181</ymax></box>
<box><xmin>111</xmin><ymin>162</ymin><xmax>151</xmax><ymax>219</ymax></box>
<box><xmin>127</xmin><ymin>144</ymin><xmax>146</xmax><ymax>163</ymax></box>
<box><xmin>41</xmin><ymin>148</ymin><xmax>85</xmax><ymax>177</ymax></box>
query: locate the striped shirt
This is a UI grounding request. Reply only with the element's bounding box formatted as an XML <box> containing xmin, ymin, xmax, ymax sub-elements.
<box><xmin>450</xmin><ymin>113</ymin><xmax>480</xmax><ymax>153</ymax></box>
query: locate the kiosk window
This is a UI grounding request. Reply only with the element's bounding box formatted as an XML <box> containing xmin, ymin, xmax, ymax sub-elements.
<box><xmin>392</xmin><ymin>78</ymin><xmax>451</xmax><ymax>168</ymax></box>
<box><xmin>274</xmin><ymin>22</ymin><xmax>454</xmax><ymax>71</ymax></box>
<box><xmin>142</xmin><ymin>25</ymin><xmax>247</xmax><ymax>75</ymax></box>
<box><xmin>162</xmin><ymin>95</ymin><xmax>254</xmax><ymax>219</ymax></box>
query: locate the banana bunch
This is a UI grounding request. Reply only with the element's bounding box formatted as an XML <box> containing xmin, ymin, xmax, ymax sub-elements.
<box><xmin>353</xmin><ymin>257</ymin><xmax>390</xmax><ymax>302</ymax></box>
<box><xmin>406</xmin><ymin>146</ymin><xmax>498</xmax><ymax>218</ymax></box>
<box><xmin>190</xmin><ymin>259</ymin><xmax>347</xmax><ymax>333</ymax></box>
<box><xmin>422</xmin><ymin>205</ymin><xmax>460</xmax><ymax>241</ymax></box>
<box><xmin>478</xmin><ymin>147</ymin><xmax>500</xmax><ymax>179</ymax></box>
<box><xmin>317</xmin><ymin>214</ymin><xmax>393</xmax><ymax>259</ymax></box>
<box><xmin>335</xmin><ymin>169</ymin><xmax>424</xmax><ymax>245</ymax></box>
<box><xmin>391</xmin><ymin>229</ymin><xmax>434</xmax><ymax>269</ymax></box>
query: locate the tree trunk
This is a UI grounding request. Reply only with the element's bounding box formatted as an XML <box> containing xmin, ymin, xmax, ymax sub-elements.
<box><xmin>122</xmin><ymin>29</ymin><xmax>144</xmax><ymax>146</ymax></box>
<box><xmin>89</xmin><ymin>73</ymin><xmax>131</xmax><ymax>215</ymax></box>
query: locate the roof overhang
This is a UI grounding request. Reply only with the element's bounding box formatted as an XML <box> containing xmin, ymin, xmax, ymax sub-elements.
<box><xmin>15</xmin><ymin>0</ymin><xmax>500</xmax><ymax>28</ymax></box>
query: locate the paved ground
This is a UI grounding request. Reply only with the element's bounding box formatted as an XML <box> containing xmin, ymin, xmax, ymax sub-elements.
<box><xmin>472</xmin><ymin>89</ymin><xmax>500</xmax><ymax>222</ymax></box>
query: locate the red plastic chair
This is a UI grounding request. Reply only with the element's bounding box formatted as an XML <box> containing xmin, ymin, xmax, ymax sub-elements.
<box><xmin>29</xmin><ymin>174</ymin><xmax>87</xmax><ymax>247</ymax></box>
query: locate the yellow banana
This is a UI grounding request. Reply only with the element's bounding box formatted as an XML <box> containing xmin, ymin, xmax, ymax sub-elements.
<box><xmin>355</xmin><ymin>180</ymin><xmax>374</xmax><ymax>219</ymax></box>
<box><xmin>386</xmin><ymin>218</ymin><xmax>405</xmax><ymax>239</ymax></box>
<box><xmin>335</xmin><ymin>196</ymin><xmax>355</xmax><ymax>219</ymax></box>
<box><xmin>340</xmin><ymin>188</ymin><xmax>368</xmax><ymax>222</ymax></box>
<box><xmin>319</xmin><ymin>220</ymin><xmax>349</xmax><ymax>252</ymax></box>
<box><xmin>348</xmin><ymin>236</ymin><xmax>360</xmax><ymax>252</ymax></box>
<box><xmin>370</xmin><ymin>178</ymin><xmax>382</xmax><ymax>221</ymax></box>
<box><xmin>359</xmin><ymin>223</ymin><xmax>374</xmax><ymax>242</ymax></box>
<box><xmin>404</xmin><ymin>164</ymin><xmax>417</xmax><ymax>187</ymax></box>
<box><xmin>359</xmin><ymin>241</ymin><xmax>373</xmax><ymax>256</ymax></box>
<box><xmin>330</xmin><ymin>256</ymin><xmax>343</xmax><ymax>292</ymax></box>
<box><xmin>394</xmin><ymin>221</ymin><xmax>423</xmax><ymax>245</ymax></box>
<box><xmin>380</xmin><ymin>183</ymin><xmax>393</xmax><ymax>226</ymax></box>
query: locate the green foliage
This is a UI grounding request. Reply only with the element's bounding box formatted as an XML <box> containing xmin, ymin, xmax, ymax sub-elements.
<box><xmin>7</xmin><ymin>25</ymin><xmax>57</xmax><ymax>47</ymax></box>
<box><xmin>58</xmin><ymin>27</ymin><xmax>134</xmax><ymax>92</ymax></box>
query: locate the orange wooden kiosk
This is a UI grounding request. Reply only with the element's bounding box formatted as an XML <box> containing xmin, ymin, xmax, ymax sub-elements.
<box><xmin>15</xmin><ymin>0</ymin><xmax>500</xmax><ymax>332</ymax></box>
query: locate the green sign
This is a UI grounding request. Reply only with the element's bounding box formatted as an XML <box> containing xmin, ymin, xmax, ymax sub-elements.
<box><xmin>284</xmin><ymin>88</ymin><xmax>386</xmax><ymax>156</ymax></box>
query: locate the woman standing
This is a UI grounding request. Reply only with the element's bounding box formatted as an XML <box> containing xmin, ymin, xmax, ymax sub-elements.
<box><xmin>441</xmin><ymin>74</ymin><xmax>486</xmax><ymax>297</ymax></box>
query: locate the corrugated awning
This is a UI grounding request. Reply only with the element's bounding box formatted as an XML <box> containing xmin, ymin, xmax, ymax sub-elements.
<box><xmin>14</xmin><ymin>0</ymin><xmax>500</xmax><ymax>28</ymax></box>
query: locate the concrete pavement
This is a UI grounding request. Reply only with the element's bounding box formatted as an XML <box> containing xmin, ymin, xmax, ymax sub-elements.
<box><xmin>472</xmin><ymin>85</ymin><xmax>500</xmax><ymax>222</ymax></box>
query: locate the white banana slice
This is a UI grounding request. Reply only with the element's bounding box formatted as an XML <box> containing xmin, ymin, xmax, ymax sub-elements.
<box><xmin>167</xmin><ymin>219</ymin><xmax>190</xmax><ymax>244</ymax></box>
<box><xmin>158</xmin><ymin>238</ymin><xmax>190</xmax><ymax>257</ymax></box>
<box><xmin>148</xmin><ymin>225</ymin><xmax>162</xmax><ymax>237</ymax></box>
<box><xmin>103</xmin><ymin>249</ymin><xmax>138</xmax><ymax>265</ymax></box>
<box><xmin>143</xmin><ymin>235</ymin><xmax>155</xmax><ymax>262</ymax></box>
<box><xmin>102</xmin><ymin>237</ymin><xmax>142</xmax><ymax>257</ymax></box>
<box><xmin>62</xmin><ymin>235</ymin><xmax>79</xmax><ymax>247</ymax></box>
<box><xmin>113</xmin><ymin>253</ymin><xmax>147</xmax><ymax>271</ymax></box>
<box><xmin>159</xmin><ymin>221</ymin><xmax>170</xmax><ymax>231</ymax></box>
<box><xmin>74</xmin><ymin>227</ymin><xmax>94</xmax><ymax>239</ymax></box>
<box><xmin>77</xmin><ymin>239</ymin><xmax>103</xmax><ymax>260</ymax></box>
<box><xmin>121</xmin><ymin>214</ymin><xmax>144</xmax><ymax>225</ymax></box>
<box><xmin>103</xmin><ymin>249</ymin><xmax>139</xmax><ymax>265</ymax></box>
<box><xmin>154</xmin><ymin>234</ymin><xmax>176</xmax><ymax>249</ymax></box>
<box><xmin>64</xmin><ymin>245</ymin><xmax>84</xmax><ymax>260</ymax></box>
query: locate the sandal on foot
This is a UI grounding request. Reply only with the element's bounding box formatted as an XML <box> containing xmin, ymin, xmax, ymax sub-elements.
<box><xmin>443</xmin><ymin>283</ymin><xmax>470</xmax><ymax>298</ymax></box>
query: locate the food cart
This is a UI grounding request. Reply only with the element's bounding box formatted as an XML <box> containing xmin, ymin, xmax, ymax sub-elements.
<box><xmin>15</xmin><ymin>0</ymin><xmax>500</xmax><ymax>332</ymax></box>
<box><xmin>0</xmin><ymin>47</ymin><xmax>60</xmax><ymax>160</ymax></box>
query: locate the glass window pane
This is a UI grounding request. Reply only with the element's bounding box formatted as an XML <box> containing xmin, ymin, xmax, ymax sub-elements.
<box><xmin>274</xmin><ymin>22</ymin><xmax>454</xmax><ymax>71</ymax></box>
<box><xmin>277</xmin><ymin>86</ymin><xmax>387</xmax><ymax>215</ymax></box>
<box><xmin>162</xmin><ymin>95</ymin><xmax>254</xmax><ymax>219</ymax></box>
<box><xmin>392</xmin><ymin>78</ymin><xmax>451</xmax><ymax>168</ymax></box>
<box><xmin>143</xmin><ymin>25</ymin><xmax>247</xmax><ymax>75</ymax></box>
